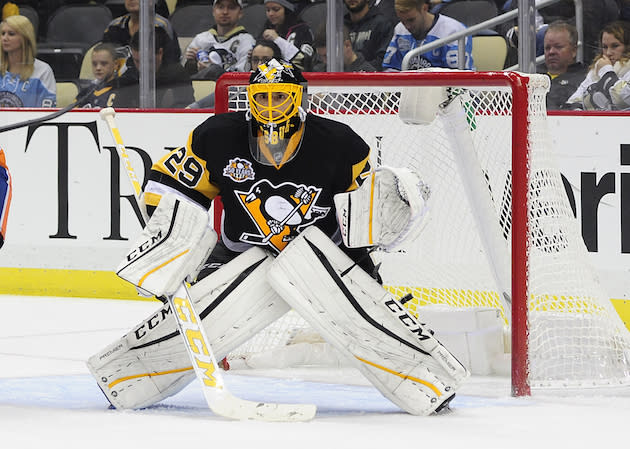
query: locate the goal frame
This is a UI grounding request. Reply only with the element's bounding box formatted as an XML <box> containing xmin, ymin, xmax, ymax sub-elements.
<box><xmin>215</xmin><ymin>70</ymin><xmax>533</xmax><ymax>396</ymax></box>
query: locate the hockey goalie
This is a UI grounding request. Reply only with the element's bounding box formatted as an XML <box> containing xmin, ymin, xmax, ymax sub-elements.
<box><xmin>87</xmin><ymin>59</ymin><xmax>469</xmax><ymax>416</ymax></box>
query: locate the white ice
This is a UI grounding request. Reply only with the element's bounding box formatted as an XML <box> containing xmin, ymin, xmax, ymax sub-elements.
<box><xmin>1</xmin><ymin>295</ymin><xmax>628</xmax><ymax>449</ymax></box>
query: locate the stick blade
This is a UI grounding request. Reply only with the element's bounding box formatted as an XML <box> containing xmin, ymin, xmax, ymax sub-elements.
<box><xmin>209</xmin><ymin>390</ymin><xmax>316</xmax><ymax>422</ymax></box>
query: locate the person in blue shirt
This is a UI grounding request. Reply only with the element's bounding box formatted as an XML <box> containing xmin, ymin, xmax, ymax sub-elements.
<box><xmin>382</xmin><ymin>0</ymin><xmax>474</xmax><ymax>71</ymax></box>
<box><xmin>0</xmin><ymin>14</ymin><xmax>56</xmax><ymax>107</ymax></box>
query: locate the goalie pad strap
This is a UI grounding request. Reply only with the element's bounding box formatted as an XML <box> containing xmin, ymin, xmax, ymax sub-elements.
<box><xmin>267</xmin><ymin>227</ymin><xmax>469</xmax><ymax>416</ymax></box>
<box><xmin>88</xmin><ymin>247</ymin><xmax>289</xmax><ymax>409</ymax></box>
<box><xmin>116</xmin><ymin>193</ymin><xmax>217</xmax><ymax>297</ymax></box>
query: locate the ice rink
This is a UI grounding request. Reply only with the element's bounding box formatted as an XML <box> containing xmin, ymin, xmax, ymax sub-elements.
<box><xmin>1</xmin><ymin>294</ymin><xmax>628</xmax><ymax>449</ymax></box>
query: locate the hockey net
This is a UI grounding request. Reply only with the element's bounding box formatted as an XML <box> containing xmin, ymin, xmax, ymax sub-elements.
<box><xmin>213</xmin><ymin>70</ymin><xmax>630</xmax><ymax>394</ymax></box>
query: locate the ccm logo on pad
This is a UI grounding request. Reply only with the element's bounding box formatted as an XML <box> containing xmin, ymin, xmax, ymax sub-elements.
<box><xmin>126</xmin><ymin>230</ymin><xmax>164</xmax><ymax>261</ymax></box>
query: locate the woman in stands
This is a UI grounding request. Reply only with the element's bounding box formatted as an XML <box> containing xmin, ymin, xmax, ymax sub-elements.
<box><xmin>567</xmin><ymin>21</ymin><xmax>630</xmax><ymax>110</ymax></box>
<box><xmin>260</xmin><ymin>0</ymin><xmax>314</xmax><ymax>71</ymax></box>
<box><xmin>0</xmin><ymin>14</ymin><xmax>56</xmax><ymax>107</ymax></box>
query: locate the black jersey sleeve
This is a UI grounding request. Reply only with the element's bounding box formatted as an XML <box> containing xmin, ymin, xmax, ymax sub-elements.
<box><xmin>146</xmin><ymin>112</ymin><xmax>248</xmax><ymax>209</ymax></box>
<box><xmin>146</xmin><ymin>122</ymin><xmax>222</xmax><ymax>209</ymax></box>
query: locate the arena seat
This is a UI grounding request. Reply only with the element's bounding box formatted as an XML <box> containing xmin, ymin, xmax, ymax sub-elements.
<box><xmin>56</xmin><ymin>81</ymin><xmax>79</xmax><ymax>108</ymax></box>
<box><xmin>169</xmin><ymin>4</ymin><xmax>215</xmax><ymax>37</ymax></box>
<box><xmin>472</xmin><ymin>35</ymin><xmax>507</xmax><ymax>70</ymax></box>
<box><xmin>440</xmin><ymin>0</ymin><xmax>499</xmax><ymax>34</ymax></box>
<box><xmin>241</xmin><ymin>4</ymin><xmax>266</xmax><ymax>38</ymax></box>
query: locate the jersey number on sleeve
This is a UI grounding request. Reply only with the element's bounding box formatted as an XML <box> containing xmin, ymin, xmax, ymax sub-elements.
<box><xmin>163</xmin><ymin>147</ymin><xmax>204</xmax><ymax>188</ymax></box>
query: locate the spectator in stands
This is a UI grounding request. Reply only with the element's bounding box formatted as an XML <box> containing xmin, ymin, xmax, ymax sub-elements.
<box><xmin>187</xmin><ymin>39</ymin><xmax>283</xmax><ymax>109</ymax></box>
<box><xmin>344</xmin><ymin>0</ymin><xmax>394</xmax><ymax>70</ymax></box>
<box><xmin>102</xmin><ymin>0</ymin><xmax>181</xmax><ymax>65</ymax></box>
<box><xmin>502</xmin><ymin>0</ymin><xmax>619</xmax><ymax>66</ymax></box>
<box><xmin>499</xmin><ymin>1</ymin><xmax>546</xmax><ymax>66</ymax></box>
<box><xmin>382</xmin><ymin>0</ymin><xmax>474</xmax><ymax>71</ymax></box>
<box><xmin>245</xmin><ymin>38</ymin><xmax>283</xmax><ymax>71</ymax></box>
<box><xmin>0</xmin><ymin>14</ymin><xmax>56</xmax><ymax>107</ymax></box>
<box><xmin>313</xmin><ymin>24</ymin><xmax>377</xmax><ymax>72</ymax></box>
<box><xmin>567</xmin><ymin>21</ymin><xmax>630</xmax><ymax>110</ymax></box>
<box><xmin>77</xmin><ymin>42</ymin><xmax>126</xmax><ymax>108</ymax></box>
<box><xmin>183</xmin><ymin>0</ymin><xmax>255</xmax><ymax>80</ymax></box>
<box><xmin>539</xmin><ymin>21</ymin><xmax>587</xmax><ymax>110</ymax></box>
<box><xmin>373</xmin><ymin>0</ymin><xmax>398</xmax><ymax>27</ymax></box>
<box><xmin>261</xmin><ymin>0</ymin><xmax>315</xmax><ymax>71</ymax></box>
<box><xmin>116</xmin><ymin>27</ymin><xmax>194</xmax><ymax>108</ymax></box>
<box><xmin>155</xmin><ymin>0</ymin><xmax>170</xmax><ymax>18</ymax></box>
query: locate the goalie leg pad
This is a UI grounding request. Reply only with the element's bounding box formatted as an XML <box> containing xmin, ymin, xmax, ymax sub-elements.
<box><xmin>87</xmin><ymin>247</ymin><xmax>290</xmax><ymax>409</ymax></box>
<box><xmin>267</xmin><ymin>226</ymin><xmax>469</xmax><ymax>416</ymax></box>
<box><xmin>116</xmin><ymin>193</ymin><xmax>218</xmax><ymax>297</ymax></box>
<box><xmin>334</xmin><ymin>166</ymin><xmax>430</xmax><ymax>251</ymax></box>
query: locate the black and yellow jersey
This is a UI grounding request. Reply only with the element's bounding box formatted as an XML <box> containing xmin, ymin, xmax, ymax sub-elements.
<box><xmin>147</xmin><ymin>111</ymin><xmax>371</xmax><ymax>253</ymax></box>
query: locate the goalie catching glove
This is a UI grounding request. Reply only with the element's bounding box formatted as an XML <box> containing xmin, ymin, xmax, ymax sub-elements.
<box><xmin>334</xmin><ymin>166</ymin><xmax>430</xmax><ymax>251</ymax></box>
<box><xmin>116</xmin><ymin>193</ymin><xmax>217</xmax><ymax>297</ymax></box>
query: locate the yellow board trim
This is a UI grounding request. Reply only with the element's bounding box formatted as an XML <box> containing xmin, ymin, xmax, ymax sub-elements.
<box><xmin>109</xmin><ymin>366</ymin><xmax>194</xmax><ymax>388</ymax></box>
<box><xmin>355</xmin><ymin>355</ymin><xmax>442</xmax><ymax>397</ymax></box>
<box><xmin>0</xmin><ymin>267</ymin><xmax>150</xmax><ymax>300</ymax></box>
<box><xmin>0</xmin><ymin>267</ymin><xmax>628</xmax><ymax>332</ymax></box>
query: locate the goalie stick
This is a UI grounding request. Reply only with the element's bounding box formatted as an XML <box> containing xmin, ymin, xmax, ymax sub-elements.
<box><xmin>99</xmin><ymin>107</ymin><xmax>317</xmax><ymax>422</ymax></box>
<box><xmin>0</xmin><ymin>81</ymin><xmax>103</xmax><ymax>134</ymax></box>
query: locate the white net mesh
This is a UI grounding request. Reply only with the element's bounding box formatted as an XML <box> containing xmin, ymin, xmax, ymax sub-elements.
<box><xmin>219</xmin><ymin>72</ymin><xmax>630</xmax><ymax>389</ymax></box>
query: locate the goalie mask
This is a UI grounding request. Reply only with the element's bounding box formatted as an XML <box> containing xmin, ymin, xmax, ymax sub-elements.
<box><xmin>247</xmin><ymin>58</ymin><xmax>307</xmax><ymax>169</ymax></box>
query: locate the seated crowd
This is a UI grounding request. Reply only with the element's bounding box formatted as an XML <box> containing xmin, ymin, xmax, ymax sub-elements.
<box><xmin>1</xmin><ymin>0</ymin><xmax>630</xmax><ymax>110</ymax></box>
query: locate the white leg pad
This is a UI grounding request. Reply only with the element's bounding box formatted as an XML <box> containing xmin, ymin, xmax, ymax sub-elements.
<box><xmin>267</xmin><ymin>226</ymin><xmax>470</xmax><ymax>415</ymax></box>
<box><xmin>87</xmin><ymin>247</ymin><xmax>290</xmax><ymax>409</ymax></box>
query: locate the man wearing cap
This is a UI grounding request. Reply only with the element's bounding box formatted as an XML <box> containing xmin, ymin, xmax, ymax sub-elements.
<box><xmin>183</xmin><ymin>0</ymin><xmax>256</xmax><ymax>79</ymax></box>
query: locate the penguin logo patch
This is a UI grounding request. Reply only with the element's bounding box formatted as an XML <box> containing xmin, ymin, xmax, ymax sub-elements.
<box><xmin>235</xmin><ymin>179</ymin><xmax>330</xmax><ymax>252</ymax></box>
<box><xmin>223</xmin><ymin>158</ymin><xmax>255</xmax><ymax>182</ymax></box>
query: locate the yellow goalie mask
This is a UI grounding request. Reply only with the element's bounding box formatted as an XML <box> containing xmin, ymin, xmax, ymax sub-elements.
<box><xmin>246</xmin><ymin>58</ymin><xmax>307</xmax><ymax>169</ymax></box>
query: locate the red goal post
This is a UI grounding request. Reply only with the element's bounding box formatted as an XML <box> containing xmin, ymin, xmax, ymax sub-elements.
<box><xmin>214</xmin><ymin>70</ymin><xmax>630</xmax><ymax>397</ymax></box>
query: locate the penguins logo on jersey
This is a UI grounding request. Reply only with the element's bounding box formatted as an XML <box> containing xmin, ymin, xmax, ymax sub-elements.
<box><xmin>223</xmin><ymin>157</ymin><xmax>255</xmax><ymax>182</ymax></box>
<box><xmin>236</xmin><ymin>179</ymin><xmax>330</xmax><ymax>252</ymax></box>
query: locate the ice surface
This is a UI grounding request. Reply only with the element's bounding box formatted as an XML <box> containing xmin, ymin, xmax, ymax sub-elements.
<box><xmin>1</xmin><ymin>295</ymin><xmax>628</xmax><ymax>449</ymax></box>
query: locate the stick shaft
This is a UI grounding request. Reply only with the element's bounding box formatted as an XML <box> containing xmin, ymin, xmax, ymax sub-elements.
<box><xmin>101</xmin><ymin>113</ymin><xmax>148</xmax><ymax>222</ymax></box>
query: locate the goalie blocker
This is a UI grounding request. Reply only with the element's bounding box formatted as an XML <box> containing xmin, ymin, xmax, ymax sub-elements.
<box><xmin>116</xmin><ymin>193</ymin><xmax>217</xmax><ymax>298</ymax></box>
